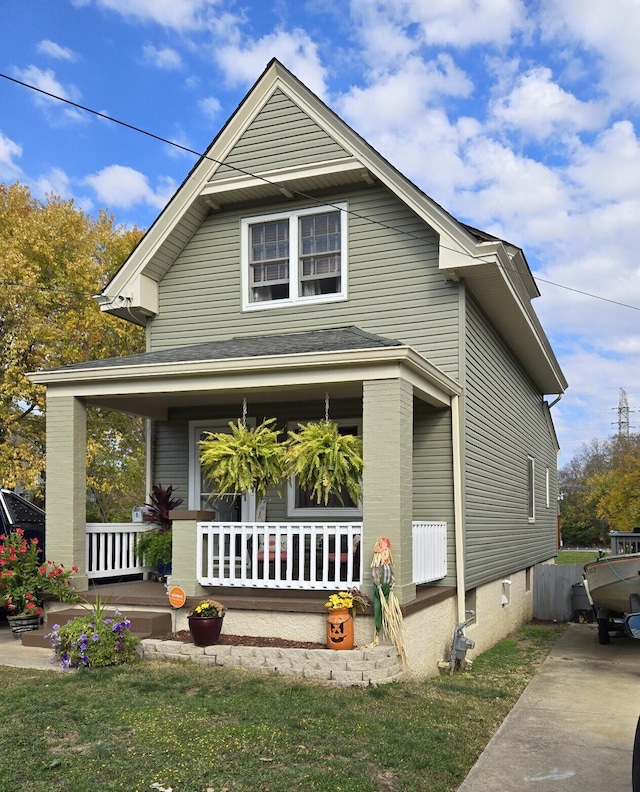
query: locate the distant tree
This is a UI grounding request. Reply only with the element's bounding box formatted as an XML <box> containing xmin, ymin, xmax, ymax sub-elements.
<box><xmin>559</xmin><ymin>434</ymin><xmax>640</xmax><ymax>545</ymax></box>
<box><xmin>559</xmin><ymin>441</ymin><xmax>610</xmax><ymax>546</ymax></box>
<box><xmin>0</xmin><ymin>182</ymin><xmax>145</xmax><ymax>515</ymax></box>
<box><xmin>588</xmin><ymin>435</ymin><xmax>640</xmax><ymax>532</ymax></box>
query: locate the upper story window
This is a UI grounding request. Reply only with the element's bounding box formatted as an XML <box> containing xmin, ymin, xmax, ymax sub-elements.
<box><xmin>527</xmin><ymin>455</ymin><xmax>535</xmax><ymax>523</ymax></box>
<box><xmin>241</xmin><ymin>203</ymin><xmax>347</xmax><ymax>310</ymax></box>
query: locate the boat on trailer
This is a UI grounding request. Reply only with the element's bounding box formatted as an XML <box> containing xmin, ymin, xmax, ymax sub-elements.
<box><xmin>583</xmin><ymin>552</ymin><xmax>640</xmax><ymax>644</ymax></box>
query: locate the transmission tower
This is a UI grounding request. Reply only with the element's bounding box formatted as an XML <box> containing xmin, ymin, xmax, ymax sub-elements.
<box><xmin>613</xmin><ymin>388</ymin><xmax>633</xmax><ymax>438</ymax></box>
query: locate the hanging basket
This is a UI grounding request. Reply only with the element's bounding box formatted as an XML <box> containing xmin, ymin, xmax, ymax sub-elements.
<box><xmin>286</xmin><ymin>420</ymin><xmax>363</xmax><ymax>506</ymax></box>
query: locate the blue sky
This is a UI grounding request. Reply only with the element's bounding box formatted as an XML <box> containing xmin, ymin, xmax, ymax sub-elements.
<box><xmin>1</xmin><ymin>0</ymin><xmax>640</xmax><ymax>464</ymax></box>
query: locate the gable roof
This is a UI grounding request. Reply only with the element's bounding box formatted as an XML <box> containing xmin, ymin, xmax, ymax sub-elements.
<box><xmin>96</xmin><ymin>58</ymin><xmax>566</xmax><ymax>395</ymax></box>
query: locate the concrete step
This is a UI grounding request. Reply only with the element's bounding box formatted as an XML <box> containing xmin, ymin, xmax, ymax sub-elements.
<box><xmin>20</xmin><ymin>608</ymin><xmax>172</xmax><ymax>648</ymax></box>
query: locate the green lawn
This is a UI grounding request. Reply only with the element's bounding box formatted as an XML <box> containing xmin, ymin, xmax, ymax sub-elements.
<box><xmin>556</xmin><ymin>549</ymin><xmax>603</xmax><ymax>565</ymax></box>
<box><xmin>1</xmin><ymin>622</ymin><xmax>565</xmax><ymax>792</ymax></box>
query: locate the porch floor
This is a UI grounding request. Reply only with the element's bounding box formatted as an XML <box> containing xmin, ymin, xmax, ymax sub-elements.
<box><xmin>84</xmin><ymin>579</ymin><xmax>455</xmax><ymax>615</ymax></box>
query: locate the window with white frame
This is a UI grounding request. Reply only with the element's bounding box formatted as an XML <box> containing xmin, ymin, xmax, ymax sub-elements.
<box><xmin>527</xmin><ymin>456</ymin><xmax>535</xmax><ymax>523</ymax></box>
<box><xmin>241</xmin><ymin>203</ymin><xmax>347</xmax><ymax>309</ymax></box>
<box><xmin>545</xmin><ymin>467</ymin><xmax>550</xmax><ymax>509</ymax></box>
<box><xmin>287</xmin><ymin>419</ymin><xmax>362</xmax><ymax>516</ymax></box>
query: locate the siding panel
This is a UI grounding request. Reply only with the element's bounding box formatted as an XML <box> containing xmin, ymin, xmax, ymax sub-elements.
<box><xmin>210</xmin><ymin>89</ymin><xmax>349</xmax><ymax>181</ymax></box>
<box><xmin>463</xmin><ymin>295</ymin><xmax>558</xmax><ymax>589</ymax></box>
<box><xmin>150</xmin><ymin>185</ymin><xmax>460</xmax><ymax>380</ymax></box>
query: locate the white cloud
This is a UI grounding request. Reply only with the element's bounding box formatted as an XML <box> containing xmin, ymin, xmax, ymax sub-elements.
<box><xmin>0</xmin><ymin>131</ymin><xmax>22</xmax><ymax>180</ymax></box>
<box><xmin>339</xmin><ymin>55</ymin><xmax>473</xmax><ymax>131</ymax></box>
<box><xmin>490</xmin><ymin>67</ymin><xmax>606</xmax><ymax>140</ymax></box>
<box><xmin>36</xmin><ymin>40</ymin><xmax>77</xmax><ymax>61</ymax></box>
<box><xmin>33</xmin><ymin>167</ymin><xmax>72</xmax><ymax>199</ymax></box>
<box><xmin>539</xmin><ymin>0</ymin><xmax>640</xmax><ymax>106</ymax></box>
<box><xmin>349</xmin><ymin>0</ymin><xmax>530</xmax><ymax>49</ymax></box>
<box><xmin>13</xmin><ymin>65</ymin><xmax>83</xmax><ymax>122</ymax></box>
<box><xmin>83</xmin><ymin>165</ymin><xmax>176</xmax><ymax>209</ymax></box>
<box><xmin>142</xmin><ymin>43</ymin><xmax>183</xmax><ymax>69</ymax></box>
<box><xmin>88</xmin><ymin>0</ymin><xmax>222</xmax><ymax>31</ymax></box>
<box><xmin>565</xmin><ymin>121</ymin><xmax>640</xmax><ymax>204</ymax></box>
<box><xmin>199</xmin><ymin>95</ymin><xmax>221</xmax><ymax>119</ymax></box>
<box><xmin>216</xmin><ymin>28</ymin><xmax>328</xmax><ymax>99</ymax></box>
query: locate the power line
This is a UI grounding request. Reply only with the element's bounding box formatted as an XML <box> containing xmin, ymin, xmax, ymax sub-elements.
<box><xmin>2</xmin><ymin>71</ymin><xmax>640</xmax><ymax>313</ymax></box>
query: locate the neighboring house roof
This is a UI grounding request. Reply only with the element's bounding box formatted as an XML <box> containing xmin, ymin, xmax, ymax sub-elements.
<box><xmin>94</xmin><ymin>58</ymin><xmax>567</xmax><ymax>396</ymax></box>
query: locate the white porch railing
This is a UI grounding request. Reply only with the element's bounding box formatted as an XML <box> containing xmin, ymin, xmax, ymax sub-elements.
<box><xmin>84</xmin><ymin>520</ymin><xmax>448</xmax><ymax>587</ymax></box>
<box><xmin>197</xmin><ymin>522</ymin><xmax>363</xmax><ymax>590</ymax></box>
<box><xmin>86</xmin><ymin>523</ymin><xmax>149</xmax><ymax>580</ymax></box>
<box><xmin>412</xmin><ymin>521</ymin><xmax>447</xmax><ymax>583</ymax></box>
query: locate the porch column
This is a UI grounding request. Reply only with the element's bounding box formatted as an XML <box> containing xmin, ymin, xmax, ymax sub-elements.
<box><xmin>169</xmin><ymin>511</ymin><xmax>209</xmax><ymax>597</ymax></box>
<box><xmin>362</xmin><ymin>377</ymin><xmax>415</xmax><ymax>605</ymax></box>
<box><xmin>45</xmin><ymin>392</ymin><xmax>88</xmax><ymax>591</ymax></box>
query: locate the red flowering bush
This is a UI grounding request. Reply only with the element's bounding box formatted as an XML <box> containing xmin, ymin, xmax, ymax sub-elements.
<box><xmin>0</xmin><ymin>529</ymin><xmax>78</xmax><ymax>616</ymax></box>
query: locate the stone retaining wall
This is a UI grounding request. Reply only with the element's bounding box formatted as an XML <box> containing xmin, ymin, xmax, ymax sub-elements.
<box><xmin>139</xmin><ymin>639</ymin><xmax>403</xmax><ymax>686</ymax></box>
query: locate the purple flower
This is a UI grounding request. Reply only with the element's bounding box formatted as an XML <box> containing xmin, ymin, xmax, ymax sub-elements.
<box><xmin>92</xmin><ymin>634</ymin><xmax>99</xmax><ymax>642</ymax></box>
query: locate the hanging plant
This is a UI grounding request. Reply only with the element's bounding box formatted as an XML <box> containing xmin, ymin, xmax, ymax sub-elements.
<box><xmin>285</xmin><ymin>420</ymin><xmax>363</xmax><ymax>506</ymax></box>
<box><xmin>199</xmin><ymin>418</ymin><xmax>287</xmax><ymax>501</ymax></box>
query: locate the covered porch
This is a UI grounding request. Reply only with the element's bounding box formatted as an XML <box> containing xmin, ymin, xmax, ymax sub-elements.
<box><xmin>30</xmin><ymin>327</ymin><xmax>462</xmax><ymax>609</ymax></box>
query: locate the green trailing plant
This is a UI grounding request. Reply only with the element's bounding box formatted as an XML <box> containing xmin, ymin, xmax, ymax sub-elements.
<box><xmin>285</xmin><ymin>420</ymin><xmax>363</xmax><ymax>506</ymax></box>
<box><xmin>199</xmin><ymin>418</ymin><xmax>288</xmax><ymax>502</ymax></box>
<box><xmin>136</xmin><ymin>530</ymin><xmax>172</xmax><ymax>568</ymax></box>
<box><xmin>47</xmin><ymin>597</ymin><xmax>140</xmax><ymax>669</ymax></box>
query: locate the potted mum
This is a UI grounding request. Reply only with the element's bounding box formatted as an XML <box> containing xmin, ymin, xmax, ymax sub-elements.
<box><xmin>0</xmin><ymin>529</ymin><xmax>78</xmax><ymax>637</ymax></box>
<box><xmin>188</xmin><ymin>598</ymin><xmax>226</xmax><ymax>647</ymax></box>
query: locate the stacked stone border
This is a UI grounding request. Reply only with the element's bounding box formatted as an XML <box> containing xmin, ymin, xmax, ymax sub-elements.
<box><xmin>138</xmin><ymin>639</ymin><xmax>403</xmax><ymax>686</ymax></box>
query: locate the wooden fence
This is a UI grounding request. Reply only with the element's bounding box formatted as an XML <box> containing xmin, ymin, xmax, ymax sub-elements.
<box><xmin>533</xmin><ymin>564</ymin><xmax>586</xmax><ymax>622</ymax></box>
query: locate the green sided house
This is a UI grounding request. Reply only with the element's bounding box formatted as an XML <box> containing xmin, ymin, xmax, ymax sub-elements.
<box><xmin>29</xmin><ymin>59</ymin><xmax>567</xmax><ymax>676</ymax></box>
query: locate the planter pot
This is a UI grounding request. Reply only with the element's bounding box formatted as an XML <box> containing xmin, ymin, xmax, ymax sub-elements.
<box><xmin>188</xmin><ymin>615</ymin><xmax>224</xmax><ymax>647</ymax></box>
<box><xmin>7</xmin><ymin>613</ymin><xmax>42</xmax><ymax>640</ymax></box>
<box><xmin>326</xmin><ymin>608</ymin><xmax>354</xmax><ymax>650</ymax></box>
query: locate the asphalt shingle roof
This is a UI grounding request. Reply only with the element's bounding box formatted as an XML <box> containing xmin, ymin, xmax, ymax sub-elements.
<box><xmin>50</xmin><ymin>326</ymin><xmax>403</xmax><ymax>373</ymax></box>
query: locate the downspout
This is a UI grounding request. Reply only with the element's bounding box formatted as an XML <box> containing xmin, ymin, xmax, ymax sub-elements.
<box><xmin>547</xmin><ymin>393</ymin><xmax>563</xmax><ymax>409</ymax></box>
<box><xmin>451</xmin><ymin>393</ymin><xmax>466</xmax><ymax>624</ymax></box>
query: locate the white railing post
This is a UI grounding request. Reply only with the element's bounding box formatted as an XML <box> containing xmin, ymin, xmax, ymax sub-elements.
<box><xmin>85</xmin><ymin>523</ymin><xmax>150</xmax><ymax>580</ymax></box>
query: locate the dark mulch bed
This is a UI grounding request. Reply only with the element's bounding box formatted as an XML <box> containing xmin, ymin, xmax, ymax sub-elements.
<box><xmin>163</xmin><ymin>630</ymin><xmax>326</xmax><ymax>650</ymax></box>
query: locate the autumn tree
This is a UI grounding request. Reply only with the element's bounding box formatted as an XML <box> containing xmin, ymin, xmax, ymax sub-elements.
<box><xmin>0</xmin><ymin>182</ymin><xmax>145</xmax><ymax>518</ymax></box>
<box><xmin>559</xmin><ymin>434</ymin><xmax>640</xmax><ymax>545</ymax></box>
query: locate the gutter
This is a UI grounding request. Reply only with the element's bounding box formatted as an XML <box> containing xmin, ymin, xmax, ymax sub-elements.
<box><xmin>451</xmin><ymin>394</ymin><xmax>466</xmax><ymax>623</ymax></box>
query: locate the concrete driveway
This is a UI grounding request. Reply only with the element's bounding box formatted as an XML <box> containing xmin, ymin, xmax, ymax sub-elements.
<box><xmin>458</xmin><ymin>622</ymin><xmax>639</xmax><ymax>791</ymax></box>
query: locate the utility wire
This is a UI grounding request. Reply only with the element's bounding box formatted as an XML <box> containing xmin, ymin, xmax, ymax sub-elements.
<box><xmin>2</xmin><ymin>71</ymin><xmax>640</xmax><ymax>313</ymax></box>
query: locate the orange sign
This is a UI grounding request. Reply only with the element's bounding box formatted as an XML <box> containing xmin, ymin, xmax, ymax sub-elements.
<box><xmin>168</xmin><ymin>586</ymin><xmax>187</xmax><ymax>609</ymax></box>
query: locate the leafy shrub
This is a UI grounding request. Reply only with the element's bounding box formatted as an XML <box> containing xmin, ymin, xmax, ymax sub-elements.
<box><xmin>48</xmin><ymin>601</ymin><xmax>140</xmax><ymax>669</ymax></box>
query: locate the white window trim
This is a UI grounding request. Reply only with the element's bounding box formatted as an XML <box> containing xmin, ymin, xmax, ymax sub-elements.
<box><xmin>545</xmin><ymin>467</ymin><xmax>550</xmax><ymax>509</ymax></box>
<box><xmin>241</xmin><ymin>202</ymin><xmax>348</xmax><ymax>311</ymax></box>
<box><xmin>188</xmin><ymin>419</ymin><xmax>256</xmax><ymax>519</ymax></box>
<box><xmin>527</xmin><ymin>455</ymin><xmax>535</xmax><ymax>524</ymax></box>
<box><xmin>287</xmin><ymin>418</ymin><xmax>362</xmax><ymax>518</ymax></box>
